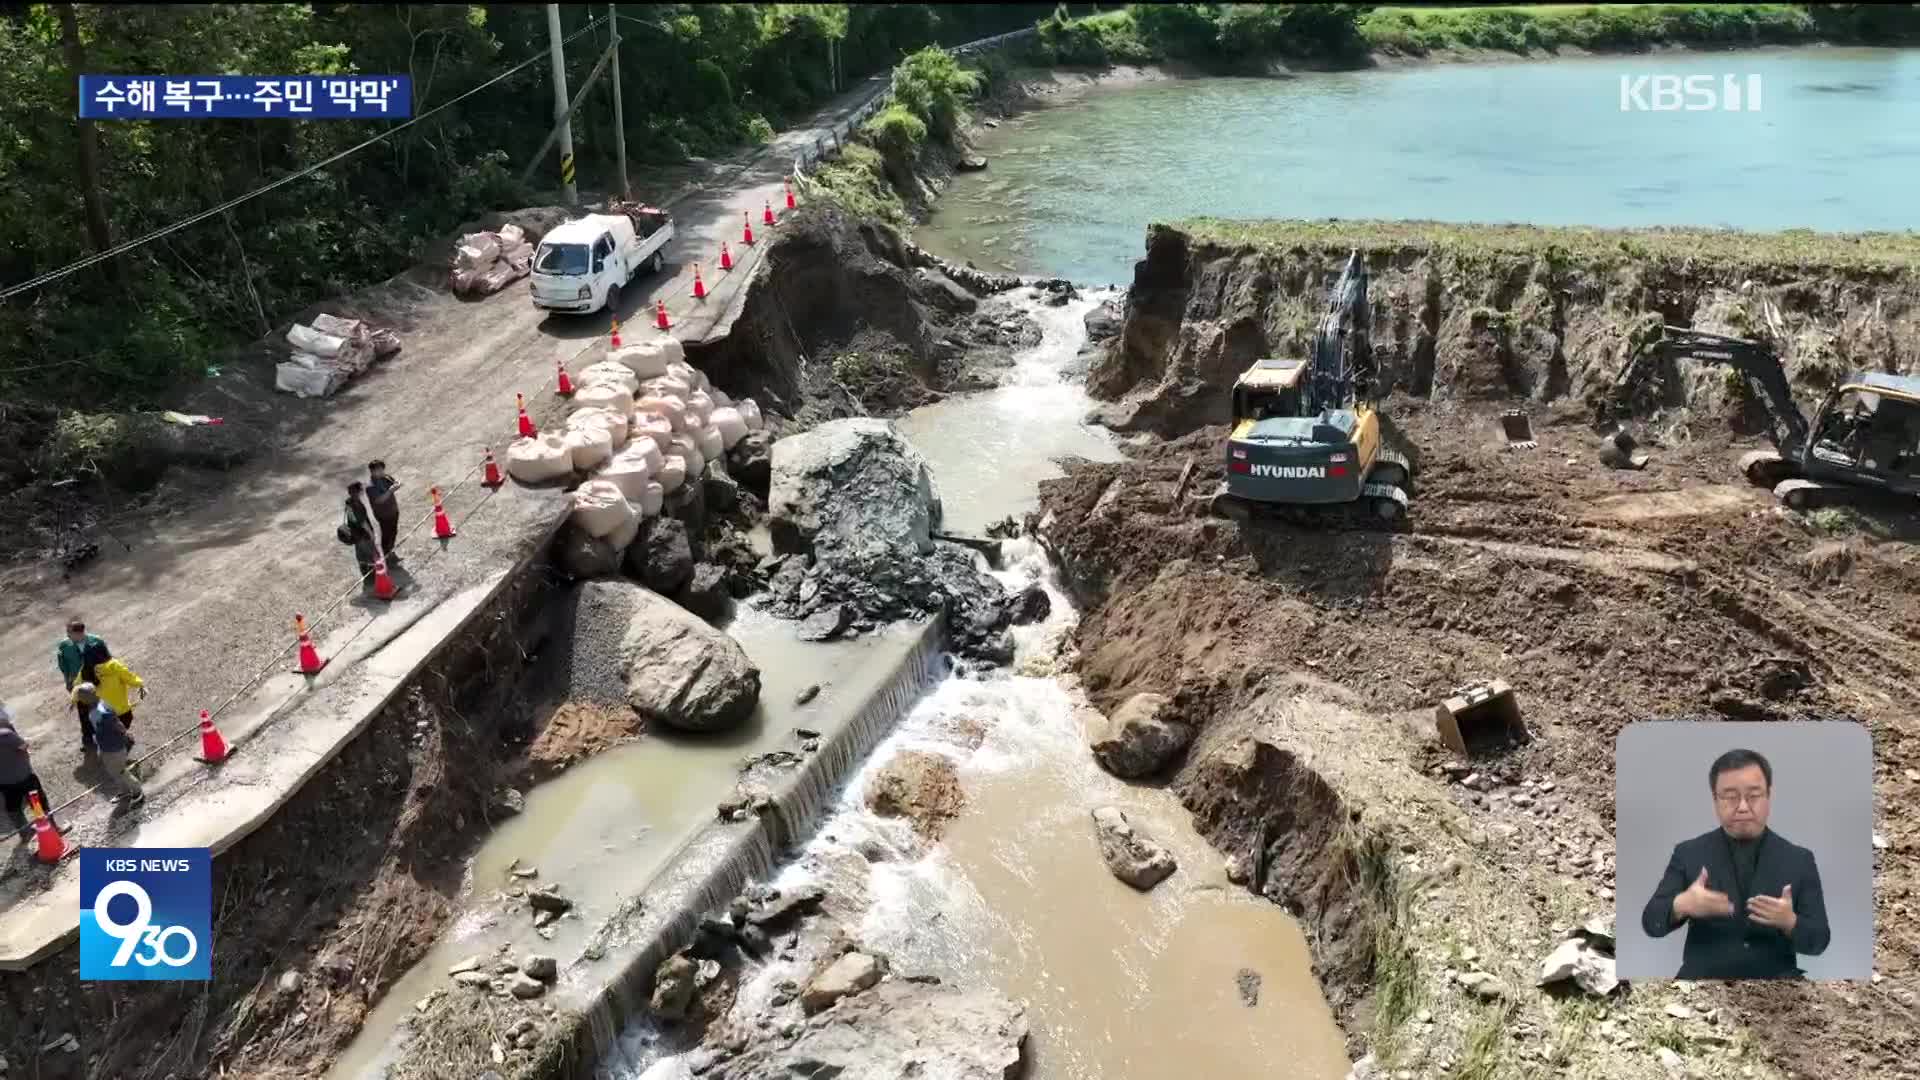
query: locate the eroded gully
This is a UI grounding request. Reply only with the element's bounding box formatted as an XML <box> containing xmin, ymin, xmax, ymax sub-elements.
<box><xmin>604</xmin><ymin>288</ymin><xmax>1353</xmax><ymax>1079</ymax></box>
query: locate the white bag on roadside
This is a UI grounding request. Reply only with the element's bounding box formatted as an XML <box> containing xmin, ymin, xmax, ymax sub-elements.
<box><xmin>507</xmin><ymin>433</ymin><xmax>574</xmax><ymax>483</ymax></box>
<box><xmin>630</xmin><ymin>412</ymin><xmax>675</xmax><ymax>454</ymax></box>
<box><xmin>656</xmin><ymin>454</ymin><xmax>688</xmax><ymax>494</ymax></box>
<box><xmin>574</xmin><ymin>381</ymin><xmax>635</xmax><ymax>416</ymax></box>
<box><xmin>568</xmin><ymin>405</ymin><xmax>630</xmax><ymax>447</ymax></box>
<box><xmin>638</xmin><ymin>480</ymin><xmax>665</xmax><ymax>517</ymax></box>
<box><xmin>638</xmin><ymin>394</ymin><xmax>687</xmax><ymax>431</ymax></box>
<box><xmin>710</xmin><ymin>407</ymin><xmax>749</xmax><ymax>449</ymax></box>
<box><xmin>668</xmin><ymin>433</ymin><xmax>706</xmax><ymax>480</ymax></box>
<box><xmin>694</xmin><ymin>422</ymin><xmax>724</xmax><ymax>463</ymax></box>
<box><xmin>570</xmin><ymin>479</ymin><xmax>637</xmax><ymax>539</ymax></box>
<box><xmin>685</xmin><ymin>390</ymin><xmax>715</xmax><ymax>425</ymax></box>
<box><xmin>640</xmin><ymin>375</ymin><xmax>692</xmax><ymax>401</ymax></box>
<box><xmin>738</xmin><ymin>399</ymin><xmax>764</xmax><ymax>431</ymax></box>
<box><xmin>610</xmin><ymin>339</ymin><xmax>677</xmax><ymax>379</ymax></box>
<box><xmin>709</xmin><ymin>389</ymin><xmax>733</xmax><ymax>408</ymax></box>
<box><xmin>597</xmin><ymin>443</ymin><xmax>659</xmax><ymax>501</ymax></box>
<box><xmin>286</xmin><ymin>323</ymin><xmax>348</xmax><ymax>359</ymax></box>
<box><xmin>605</xmin><ymin>509</ymin><xmax>643</xmax><ymax>553</ymax></box>
<box><xmin>563</xmin><ymin>425</ymin><xmax>614</xmax><ymax>470</ymax></box>
<box><xmin>578</xmin><ymin>361</ymin><xmax>640</xmax><ymax>394</ymax></box>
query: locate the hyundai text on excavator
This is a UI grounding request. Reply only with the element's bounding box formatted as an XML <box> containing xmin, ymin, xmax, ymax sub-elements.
<box><xmin>1207</xmin><ymin>249</ymin><xmax>1415</xmax><ymax>524</ymax></box>
<box><xmin>1612</xmin><ymin>325</ymin><xmax>1920</xmax><ymax>509</ymax></box>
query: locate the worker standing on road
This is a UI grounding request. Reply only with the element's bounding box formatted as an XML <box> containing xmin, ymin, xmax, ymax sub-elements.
<box><xmin>83</xmin><ymin>656</ymin><xmax>146</xmax><ymax>735</ymax></box>
<box><xmin>366</xmin><ymin>459</ymin><xmax>404</xmax><ymax>566</ymax></box>
<box><xmin>73</xmin><ymin>685</ymin><xmax>143</xmax><ymax>806</ymax></box>
<box><xmin>0</xmin><ymin>702</ymin><xmax>59</xmax><ymax>842</ymax></box>
<box><xmin>56</xmin><ymin>619</ymin><xmax>112</xmax><ymax>757</ymax></box>
<box><xmin>342</xmin><ymin>481</ymin><xmax>379</xmax><ymax>584</ymax></box>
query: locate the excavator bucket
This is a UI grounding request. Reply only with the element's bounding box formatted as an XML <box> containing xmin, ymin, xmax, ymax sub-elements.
<box><xmin>1435</xmin><ymin>680</ymin><xmax>1529</xmax><ymax>757</ymax></box>
<box><xmin>1500</xmin><ymin>411</ymin><xmax>1537</xmax><ymax>450</ymax></box>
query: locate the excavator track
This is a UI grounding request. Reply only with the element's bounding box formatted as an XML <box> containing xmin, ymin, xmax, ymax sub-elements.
<box><xmin>1206</xmin><ymin>480</ymin><xmax>1411</xmax><ymax>530</ymax></box>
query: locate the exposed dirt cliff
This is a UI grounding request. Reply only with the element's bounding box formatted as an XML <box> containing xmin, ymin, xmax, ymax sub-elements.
<box><xmin>1087</xmin><ymin>219</ymin><xmax>1920</xmax><ymax>438</ymax></box>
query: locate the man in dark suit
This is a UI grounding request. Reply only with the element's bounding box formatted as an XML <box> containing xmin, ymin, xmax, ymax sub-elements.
<box><xmin>1640</xmin><ymin>748</ymin><xmax>1831</xmax><ymax>979</ymax></box>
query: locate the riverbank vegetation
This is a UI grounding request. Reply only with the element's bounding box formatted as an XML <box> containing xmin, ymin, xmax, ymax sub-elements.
<box><xmin>1032</xmin><ymin>3</ymin><xmax>1920</xmax><ymax>69</ymax></box>
<box><xmin>0</xmin><ymin>3</ymin><xmax>1050</xmax><ymax>409</ymax></box>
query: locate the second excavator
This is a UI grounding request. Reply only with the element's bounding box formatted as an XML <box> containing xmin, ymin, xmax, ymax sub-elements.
<box><xmin>1206</xmin><ymin>249</ymin><xmax>1415</xmax><ymax>524</ymax></box>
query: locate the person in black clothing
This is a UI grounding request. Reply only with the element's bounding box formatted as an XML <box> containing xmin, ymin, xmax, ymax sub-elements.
<box><xmin>1640</xmin><ymin>748</ymin><xmax>1832</xmax><ymax>979</ymax></box>
<box><xmin>365</xmin><ymin>459</ymin><xmax>403</xmax><ymax>564</ymax></box>
<box><xmin>342</xmin><ymin>482</ymin><xmax>380</xmax><ymax>584</ymax></box>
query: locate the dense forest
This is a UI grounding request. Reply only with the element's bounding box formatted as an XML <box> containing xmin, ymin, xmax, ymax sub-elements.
<box><xmin>0</xmin><ymin>3</ymin><xmax>1053</xmax><ymax>405</ymax></box>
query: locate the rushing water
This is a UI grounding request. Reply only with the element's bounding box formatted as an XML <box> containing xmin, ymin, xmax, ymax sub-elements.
<box><xmin>604</xmin><ymin>290</ymin><xmax>1351</xmax><ymax>1079</ymax></box>
<box><xmin>917</xmin><ymin>47</ymin><xmax>1920</xmax><ymax>284</ymax></box>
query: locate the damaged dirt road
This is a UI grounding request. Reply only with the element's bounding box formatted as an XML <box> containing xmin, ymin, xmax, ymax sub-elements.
<box><xmin>1036</xmin><ymin>402</ymin><xmax>1920</xmax><ymax>1080</ymax></box>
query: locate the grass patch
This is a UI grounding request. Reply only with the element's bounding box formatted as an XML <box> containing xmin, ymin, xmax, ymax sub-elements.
<box><xmin>1360</xmin><ymin>3</ymin><xmax>1818</xmax><ymax>55</ymax></box>
<box><xmin>1808</xmin><ymin>507</ymin><xmax>1855</xmax><ymax>533</ymax></box>
<box><xmin>800</xmin><ymin>144</ymin><xmax>909</xmax><ymax>225</ymax></box>
<box><xmin>1343</xmin><ymin>826</ymin><xmax>1423</xmax><ymax>1060</ymax></box>
<box><xmin>1173</xmin><ymin>218</ymin><xmax>1920</xmax><ymax>274</ymax></box>
<box><xmin>1448</xmin><ymin>1001</ymin><xmax>1512</xmax><ymax>1080</ymax></box>
<box><xmin>1545</xmin><ymin>997</ymin><xmax>1607</xmax><ymax>1068</ymax></box>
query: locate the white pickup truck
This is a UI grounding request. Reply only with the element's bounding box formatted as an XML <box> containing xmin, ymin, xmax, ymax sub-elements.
<box><xmin>529</xmin><ymin>204</ymin><xmax>674</xmax><ymax>315</ymax></box>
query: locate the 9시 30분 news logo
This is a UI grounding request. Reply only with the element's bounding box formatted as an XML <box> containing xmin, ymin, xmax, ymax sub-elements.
<box><xmin>80</xmin><ymin>848</ymin><xmax>211</xmax><ymax>981</ymax></box>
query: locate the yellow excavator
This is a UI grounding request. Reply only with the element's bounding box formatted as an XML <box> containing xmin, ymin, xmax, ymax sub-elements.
<box><xmin>1207</xmin><ymin>250</ymin><xmax>1414</xmax><ymax>525</ymax></box>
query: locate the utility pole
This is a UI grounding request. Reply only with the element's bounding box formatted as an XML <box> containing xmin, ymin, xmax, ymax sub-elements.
<box><xmin>545</xmin><ymin>3</ymin><xmax>578</xmax><ymax>208</ymax></box>
<box><xmin>609</xmin><ymin>3</ymin><xmax>628</xmax><ymax>200</ymax></box>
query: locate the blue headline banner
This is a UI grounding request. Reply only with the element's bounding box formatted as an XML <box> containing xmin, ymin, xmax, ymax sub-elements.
<box><xmin>79</xmin><ymin>75</ymin><xmax>411</xmax><ymax>119</ymax></box>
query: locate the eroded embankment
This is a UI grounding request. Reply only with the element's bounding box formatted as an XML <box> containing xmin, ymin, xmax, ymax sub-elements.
<box><xmin>0</xmin><ymin>555</ymin><xmax>558</xmax><ymax>1080</ymax></box>
<box><xmin>1035</xmin><ymin>221</ymin><xmax>1920</xmax><ymax>1080</ymax></box>
<box><xmin>1091</xmin><ymin>219</ymin><xmax>1920</xmax><ymax>437</ymax></box>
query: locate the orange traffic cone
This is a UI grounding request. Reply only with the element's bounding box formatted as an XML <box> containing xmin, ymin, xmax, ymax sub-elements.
<box><xmin>720</xmin><ymin>242</ymin><xmax>733</xmax><ymax>271</ymax></box>
<box><xmin>556</xmin><ymin>359</ymin><xmax>575</xmax><ymax>397</ymax></box>
<box><xmin>27</xmin><ymin>794</ymin><xmax>68</xmax><ymax>864</ymax></box>
<box><xmin>693</xmin><ymin>265</ymin><xmax>706</xmax><ymax>300</ymax></box>
<box><xmin>764</xmin><ymin>200</ymin><xmax>776</xmax><ymax>226</ymax></box>
<box><xmin>785</xmin><ymin>181</ymin><xmax>796</xmax><ymax>210</ymax></box>
<box><xmin>371</xmin><ymin>555</ymin><xmax>397</xmax><ymax>600</ymax></box>
<box><xmin>294</xmin><ymin>612</ymin><xmax>327</xmax><ymax>675</ymax></box>
<box><xmin>196</xmin><ymin>709</ymin><xmax>229</xmax><ymax>764</ymax></box>
<box><xmin>432</xmin><ymin>486</ymin><xmax>456</xmax><ymax>539</ymax></box>
<box><xmin>743</xmin><ymin>212</ymin><xmax>755</xmax><ymax>246</ymax></box>
<box><xmin>482</xmin><ymin>447</ymin><xmax>505</xmax><ymax>489</ymax></box>
<box><xmin>517</xmin><ymin>392</ymin><xmax>537</xmax><ymax>438</ymax></box>
<box><xmin>610</xmin><ymin>317</ymin><xmax>623</xmax><ymax>349</ymax></box>
<box><xmin>655</xmin><ymin>299</ymin><xmax>671</xmax><ymax>331</ymax></box>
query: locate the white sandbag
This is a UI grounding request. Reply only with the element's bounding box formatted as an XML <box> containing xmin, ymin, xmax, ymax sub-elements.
<box><xmin>574</xmin><ymin>381</ymin><xmax>635</xmax><ymax>416</ymax></box>
<box><xmin>570</xmin><ymin>479</ymin><xmax>638</xmax><ymax>540</ymax></box>
<box><xmin>667</xmin><ymin>361</ymin><xmax>708</xmax><ymax>393</ymax></box>
<box><xmin>454</xmin><ymin>232</ymin><xmax>501</xmax><ymax>270</ymax></box>
<box><xmin>668</xmin><ymin>433</ymin><xmax>707</xmax><ymax>479</ymax></box>
<box><xmin>605</xmin><ymin>510</ymin><xmax>643</xmax><ymax>553</ymax></box>
<box><xmin>631</xmin><ymin>412</ymin><xmax>675</xmax><ymax>454</ymax></box>
<box><xmin>310</xmin><ymin>314</ymin><xmax>370</xmax><ymax>346</ymax></box>
<box><xmin>563</xmin><ymin>424</ymin><xmax>614</xmax><ymax>470</ymax></box>
<box><xmin>609</xmin><ymin>339</ymin><xmax>676</xmax><ymax>379</ymax></box>
<box><xmin>709</xmin><ymin>389</ymin><xmax>733</xmax><ymax>408</ymax></box>
<box><xmin>286</xmin><ymin>323</ymin><xmax>348</xmax><ymax>359</ymax></box>
<box><xmin>507</xmin><ymin>433</ymin><xmax>574</xmax><ymax>483</ymax></box>
<box><xmin>637</xmin><ymin>394</ymin><xmax>686</xmax><ymax>431</ymax></box>
<box><xmin>656</xmin><ymin>455</ymin><xmax>688</xmax><ymax>494</ymax></box>
<box><xmin>498</xmin><ymin>223</ymin><xmax>526</xmax><ymax>247</ymax></box>
<box><xmin>274</xmin><ymin>360</ymin><xmax>336</xmax><ymax>398</ymax></box>
<box><xmin>639</xmin><ymin>481</ymin><xmax>665</xmax><ymax>517</ymax></box>
<box><xmin>568</xmin><ymin>405</ymin><xmax>630</xmax><ymax>446</ymax></box>
<box><xmin>685</xmin><ymin>390</ymin><xmax>715</xmax><ymax>425</ymax></box>
<box><xmin>738</xmin><ymin>399</ymin><xmax>764</xmax><ymax>431</ymax></box>
<box><xmin>578</xmin><ymin>361</ymin><xmax>640</xmax><ymax>394</ymax></box>
<box><xmin>597</xmin><ymin>443</ymin><xmax>659</xmax><ymax>501</ymax></box>
<box><xmin>710</xmin><ymin>406</ymin><xmax>749</xmax><ymax>449</ymax></box>
<box><xmin>694</xmin><ymin>423</ymin><xmax>724</xmax><ymax>463</ymax></box>
<box><xmin>639</xmin><ymin>375</ymin><xmax>691</xmax><ymax>401</ymax></box>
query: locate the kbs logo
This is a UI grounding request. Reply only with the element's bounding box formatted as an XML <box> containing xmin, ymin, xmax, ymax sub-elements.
<box><xmin>1251</xmin><ymin>464</ymin><xmax>1326</xmax><ymax>479</ymax></box>
<box><xmin>80</xmin><ymin>848</ymin><xmax>211</xmax><ymax>981</ymax></box>
<box><xmin>1619</xmin><ymin>74</ymin><xmax>1762</xmax><ymax>112</ymax></box>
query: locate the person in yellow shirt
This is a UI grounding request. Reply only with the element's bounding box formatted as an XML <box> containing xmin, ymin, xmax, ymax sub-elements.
<box><xmin>72</xmin><ymin>657</ymin><xmax>145</xmax><ymax>739</ymax></box>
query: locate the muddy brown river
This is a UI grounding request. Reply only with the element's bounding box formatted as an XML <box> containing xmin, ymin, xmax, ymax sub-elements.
<box><xmin>603</xmin><ymin>289</ymin><xmax>1350</xmax><ymax>1078</ymax></box>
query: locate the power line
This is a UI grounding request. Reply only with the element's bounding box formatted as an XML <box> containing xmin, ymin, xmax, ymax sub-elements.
<box><xmin>0</xmin><ymin>14</ymin><xmax>609</xmax><ymax>303</ymax></box>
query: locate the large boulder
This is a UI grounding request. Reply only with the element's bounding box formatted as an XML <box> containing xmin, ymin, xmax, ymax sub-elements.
<box><xmin>768</xmin><ymin>417</ymin><xmax>941</xmax><ymax>564</ymax></box>
<box><xmin>1091</xmin><ymin>806</ymin><xmax>1177</xmax><ymax>891</ymax></box>
<box><xmin>712</xmin><ymin>977</ymin><xmax>1027</xmax><ymax>1080</ymax></box>
<box><xmin>612</xmin><ymin>584</ymin><xmax>760</xmax><ymax>732</ymax></box>
<box><xmin>728</xmin><ymin>430</ymin><xmax>774</xmax><ymax>501</ymax></box>
<box><xmin>801</xmin><ymin>951</ymin><xmax>884</xmax><ymax>1014</ymax></box>
<box><xmin>676</xmin><ymin>563</ymin><xmax>732</xmax><ymax>623</ymax></box>
<box><xmin>1088</xmin><ymin>693</ymin><xmax>1193</xmax><ymax>779</ymax></box>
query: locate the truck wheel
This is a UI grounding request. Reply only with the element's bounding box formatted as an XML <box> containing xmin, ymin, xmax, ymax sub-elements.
<box><xmin>604</xmin><ymin>283</ymin><xmax>622</xmax><ymax>316</ymax></box>
<box><xmin>649</xmin><ymin>251</ymin><xmax>664</xmax><ymax>275</ymax></box>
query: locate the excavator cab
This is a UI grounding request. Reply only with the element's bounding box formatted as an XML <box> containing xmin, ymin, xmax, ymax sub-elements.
<box><xmin>1231</xmin><ymin>358</ymin><xmax>1309</xmax><ymax>422</ymax></box>
<box><xmin>1807</xmin><ymin>383</ymin><xmax>1920</xmax><ymax>488</ymax></box>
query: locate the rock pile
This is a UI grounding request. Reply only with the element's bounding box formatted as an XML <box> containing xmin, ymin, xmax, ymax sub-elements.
<box><xmin>450</xmin><ymin>222</ymin><xmax>534</xmax><ymax>297</ymax></box>
<box><xmin>761</xmin><ymin>417</ymin><xmax>1016</xmax><ymax>662</ymax></box>
<box><xmin>561</xmin><ymin>580</ymin><xmax>761</xmax><ymax>733</ymax></box>
<box><xmin>274</xmin><ymin>313</ymin><xmax>401</xmax><ymax>398</ymax></box>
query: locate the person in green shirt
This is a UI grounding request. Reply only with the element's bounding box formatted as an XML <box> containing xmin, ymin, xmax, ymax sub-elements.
<box><xmin>55</xmin><ymin>619</ymin><xmax>111</xmax><ymax>755</ymax></box>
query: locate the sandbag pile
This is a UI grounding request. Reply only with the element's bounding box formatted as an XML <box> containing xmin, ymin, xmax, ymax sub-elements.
<box><xmin>500</xmin><ymin>332</ymin><xmax>769</xmax><ymax>577</ymax></box>
<box><xmin>274</xmin><ymin>313</ymin><xmax>402</xmax><ymax>399</ymax></box>
<box><xmin>450</xmin><ymin>223</ymin><xmax>535</xmax><ymax>297</ymax></box>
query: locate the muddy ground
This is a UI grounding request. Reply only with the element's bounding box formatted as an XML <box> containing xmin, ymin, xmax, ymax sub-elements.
<box><xmin>1035</xmin><ymin>396</ymin><xmax>1920</xmax><ymax>1079</ymax></box>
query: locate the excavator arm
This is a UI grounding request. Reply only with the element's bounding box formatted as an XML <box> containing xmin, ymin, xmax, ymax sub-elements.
<box><xmin>1309</xmin><ymin>249</ymin><xmax>1371</xmax><ymax>413</ymax></box>
<box><xmin>1611</xmin><ymin>325</ymin><xmax>1811</xmax><ymax>454</ymax></box>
